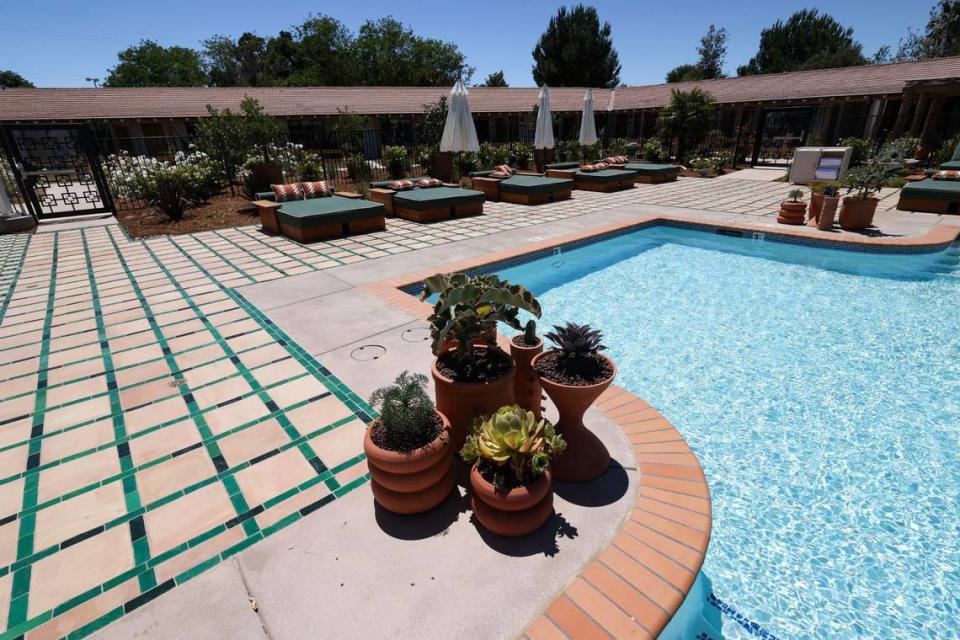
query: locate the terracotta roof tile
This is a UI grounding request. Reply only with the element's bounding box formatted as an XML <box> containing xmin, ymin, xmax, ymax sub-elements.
<box><xmin>2</xmin><ymin>57</ymin><xmax>959</xmax><ymax>122</ymax></box>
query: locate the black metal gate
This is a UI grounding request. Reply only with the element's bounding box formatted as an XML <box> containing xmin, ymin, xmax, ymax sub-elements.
<box><xmin>752</xmin><ymin>107</ymin><xmax>815</xmax><ymax>166</ymax></box>
<box><xmin>0</xmin><ymin>124</ymin><xmax>113</xmax><ymax>219</ymax></box>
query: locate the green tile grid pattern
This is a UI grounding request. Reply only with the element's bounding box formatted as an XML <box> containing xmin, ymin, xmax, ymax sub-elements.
<box><xmin>0</xmin><ymin>224</ymin><xmax>376</xmax><ymax>640</ymax></box>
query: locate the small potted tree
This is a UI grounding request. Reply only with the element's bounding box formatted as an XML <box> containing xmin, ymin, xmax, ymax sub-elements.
<box><xmin>364</xmin><ymin>371</ymin><xmax>455</xmax><ymax>514</ymax></box>
<box><xmin>532</xmin><ymin>323</ymin><xmax>616</xmax><ymax>482</ymax></box>
<box><xmin>840</xmin><ymin>160</ymin><xmax>900</xmax><ymax>230</ymax></box>
<box><xmin>510</xmin><ymin>320</ymin><xmax>543</xmax><ymax>420</ymax></box>
<box><xmin>818</xmin><ymin>184</ymin><xmax>841</xmax><ymax>231</ymax></box>
<box><xmin>778</xmin><ymin>188</ymin><xmax>807</xmax><ymax>225</ymax></box>
<box><xmin>461</xmin><ymin>405</ymin><xmax>566</xmax><ymax>537</ymax></box>
<box><xmin>420</xmin><ymin>273</ymin><xmax>541</xmax><ymax>448</ymax></box>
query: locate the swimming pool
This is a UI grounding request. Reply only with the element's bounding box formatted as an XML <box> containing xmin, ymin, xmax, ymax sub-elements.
<box><xmin>488</xmin><ymin>226</ymin><xmax>959</xmax><ymax>638</ymax></box>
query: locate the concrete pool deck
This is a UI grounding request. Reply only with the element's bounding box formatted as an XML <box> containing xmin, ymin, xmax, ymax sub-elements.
<box><xmin>1</xmin><ymin>176</ymin><xmax>958</xmax><ymax>639</ymax></box>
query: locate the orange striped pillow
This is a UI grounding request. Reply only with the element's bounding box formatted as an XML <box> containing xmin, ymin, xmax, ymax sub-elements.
<box><xmin>933</xmin><ymin>170</ymin><xmax>960</xmax><ymax>181</ymax></box>
<box><xmin>594</xmin><ymin>162</ymin><xmax>609</xmax><ymax>170</ymax></box>
<box><xmin>271</xmin><ymin>183</ymin><xmax>302</xmax><ymax>202</ymax></box>
<box><xmin>389</xmin><ymin>180</ymin><xmax>415</xmax><ymax>190</ymax></box>
<box><xmin>300</xmin><ymin>181</ymin><xmax>332</xmax><ymax>199</ymax></box>
<box><xmin>494</xmin><ymin>164</ymin><xmax>514</xmax><ymax>176</ymax></box>
<box><xmin>416</xmin><ymin>178</ymin><xmax>442</xmax><ymax>188</ymax></box>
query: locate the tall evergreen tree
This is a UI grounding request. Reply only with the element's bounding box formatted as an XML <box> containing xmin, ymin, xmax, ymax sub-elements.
<box><xmin>895</xmin><ymin>0</ymin><xmax>960</xmax><ymax>60</ymax></box>
<box><xmin>696</xmin><ymin>25</ymin><xmax>728</xmax><ymax>79</ymax></box>
<box><xmin>737</xmin><ymin>9</ymin><xmax>866</xmax><ymax>76</ymax></box>
<box><xmin>532</xmin><ymin>5</ymin><xmax>621</xmax><ymax>87</ymax></box>
<box><xmin>478</xmin><ymin>70</ymin><xmax>508</xmax><ymax>87</ymax></box>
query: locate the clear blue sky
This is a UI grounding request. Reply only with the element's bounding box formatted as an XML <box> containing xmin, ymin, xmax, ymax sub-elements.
<box><xmin>0</xmin><ymin>0</ymin><xmax>935</xmax><ymax>88</ymax></box>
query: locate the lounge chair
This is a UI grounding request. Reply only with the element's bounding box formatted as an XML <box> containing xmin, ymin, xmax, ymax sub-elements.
<box><xmin>600</xmin><ymin>155</ymin><xmax>681</xmax><ymax>184</ymax></box>
<box><xmin>469</xmin><ymin>167</ymin><xmax>573</xmax><ymax>204</ymax></box>
<box><xmin>252</xmin><ymin>186</ymin><xmax>386</xmax><ymax>242</ymax></box>
<box><xmin>897</xmin><ymin>174</ymin><xmax>960</xmax><ymax>214</ymax></box>
<box><xmin>367</xmin><ymin>177</ymin><xmax>484</xmax><ymax>222</ymax></box>
<box><xmin>543</xmin><ymin>162</ymin><xmax>637</xmax><ymax>192</ymax></box>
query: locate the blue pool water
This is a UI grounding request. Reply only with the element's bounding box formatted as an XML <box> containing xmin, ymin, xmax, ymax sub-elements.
<box><xmin>492</xmin><ymin>227</ymin><xmax>960</xmax><ymax>638</ymax></box>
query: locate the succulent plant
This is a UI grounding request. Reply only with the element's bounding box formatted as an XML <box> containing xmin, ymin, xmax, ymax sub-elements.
<box><xmin>544</xmin><ymin>322</ymin><xmax>606</xmax><ymax>363</ymax></box>
<box><xmin>369</xmin><ymin>371</ymin><xmax>438</xmax><ymax>450</ymax></box>
<box><xmin>521</xmin><ymin>319</ymin><xmax>538</xmax><ymax>345</ymax></box>
<box><xmin>420</xmin><ymin>273</ymin><xmax>541</xmax><ymax>364</ymax></box>
<box><xmin>460</xmin><ymin>405</ymin><xmax>566</xmax><ymax>487</ymax></box>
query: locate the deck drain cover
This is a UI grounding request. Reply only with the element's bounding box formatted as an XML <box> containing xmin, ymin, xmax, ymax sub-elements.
<box><xmin>401</xmin><ymin>327</ymin><xmax>431</xmax><ymax>343</ymax></box>
<box><xmin>351</xmin><ymin>344</ymin><xmax>386</xmax><ymax>361</ymax></box>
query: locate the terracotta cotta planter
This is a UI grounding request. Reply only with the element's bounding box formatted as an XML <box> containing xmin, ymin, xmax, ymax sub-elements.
<box><xmin>364</xmin><ymin>413</ymin><xmax>455</xmax><ymax>515</ymax></box>
<box><xmin>432</xmin><ymin>347</ymin><xmax>515</xmax><ymax>450</ymax></box>
<box><xmin>470</xmin><ymin>467</ymin><xmax>553</xmax><ymax>537</ymax></box>
<box><xmin>510</xmin><ymin>337</ymin><xmax>543</xmax><ymax>420</ymax></box>
<box><xmin>818</xmin><ymin>196</ymin><xmax>840</xmax><ymax>231</ymax></box>
<box><xmin>839</xmin><ymin>196</ymin><xmax>879</xmax><ymax>230</ymax></box>
<box><xmin>777</xmin><ymin>200</ymin><xmax>807</xmax><ymax>225</ymax></box>
<box><xmin>808</xmin><ymin>192</ymin><xmax>825</xmax><ymax>223</ymax></box>
<box><xmin>533</xmin><ymin>351</ymin><xmax>615</xmax><ymax>483</ymax></box>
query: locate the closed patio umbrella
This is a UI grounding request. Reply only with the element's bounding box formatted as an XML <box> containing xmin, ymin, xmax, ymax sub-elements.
<box><xmin>534</xmin><ymin>86</ymin><xmax>554</xmax><ymax>150</ymax></box>
<box><xmin>440</xmin><ymin>80</ymin><xmax>480</xmax><ymax>153</ymax></box>
<box><xmin>578</xmin><ymin>89</ymin><xmax>598</xmax><ymax>147</ymax></box>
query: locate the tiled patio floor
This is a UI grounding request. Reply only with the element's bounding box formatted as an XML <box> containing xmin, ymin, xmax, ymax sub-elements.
<box><xmin>0</xmin><ymin>225</ymin><xmax>373</xmax><ymax>639</ymax></box>
<box><xmin>0</xmin><ymin>176</ymin><xmax>944</xmax><ymax>639</ymax></box>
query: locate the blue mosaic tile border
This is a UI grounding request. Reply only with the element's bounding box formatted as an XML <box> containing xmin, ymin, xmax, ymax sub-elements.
<box><xmin>707</xmin><ymin>592</ymin><xmax>781</xmax><ymax>640</ymax></box>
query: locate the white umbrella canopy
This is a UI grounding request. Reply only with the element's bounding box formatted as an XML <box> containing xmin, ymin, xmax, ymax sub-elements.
<box><xmin>534</xmin><ymin>86</ymin><xmax>554</xmax><ymax>150</ymax></box>
<box><xmin>578</xmin><ymin>89</ymin><xmax>598</xmax><ymax>146</ymax></box>
<box><xmin>439</xmin><ymin>80</ymin><xmax>480</xmax><ymax>153</ymax></box>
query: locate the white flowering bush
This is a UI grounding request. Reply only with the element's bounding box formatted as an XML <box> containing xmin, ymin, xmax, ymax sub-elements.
<box><xmin>104</xmin><ymin>149</ymin><xmax>221</xmax><ymax>220</ymax></box>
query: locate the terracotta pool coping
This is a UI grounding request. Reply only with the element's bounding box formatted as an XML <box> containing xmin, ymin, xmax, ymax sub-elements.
<box><xmin>362</xmin><ymin>213</ymin><xmax>959</xmax><ymax>639</ymax></box>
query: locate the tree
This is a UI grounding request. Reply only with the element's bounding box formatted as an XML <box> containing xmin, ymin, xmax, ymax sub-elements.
<box><xmin>657</xmin><ymin>88</ymin><xmax>716</xmax><ymax>160</ymax></box>
<box><xmin>478</xmin><ymin>70</ymin><xmax>508</xmax><ymax>87</ymax></box>
<box><xmin>532</xmin><ymin>5</ymin><xmax>621</xmax><ymax>87</ymax></box>
<box><xmin>666</xmin><ymin>64</ymin><xmax>702</xmax><ymax>83</ymax></box>
<box><xmin>0</xmin><ymin>70</ymin><xmax>33</xmax><ymax>88</ymax></box>
<box><xmin>696</xmin><ymin>25</ymin><xmax>727</xmax><ymax>79</ymax></box>
<box><xmin>894</xmin><ymin>0</ymin><xmax>960</xmax><ymax>61</ymax></box>
<box><xmin>419</xmin><ymin>96</ymin><xmax>448</xmax><ymax>148</ymax></box>
<box><xmin>737</xmin><ymin>10</ymin><xmax>866</xmax><ymax>76</ymax></box>
<box><xmin>350</xmin><ymin>18</ymin><xmax>472</xmax><ymax>86</ymax></box>
<box><xmin>289</xmin><ymin>16</ymin><xmax>353</xmax><ymax>85</ymax></box>
<box><xmin>104</xmin><ymin>40</ymin><xmax>207</xmax><ymax>87</ymax></box>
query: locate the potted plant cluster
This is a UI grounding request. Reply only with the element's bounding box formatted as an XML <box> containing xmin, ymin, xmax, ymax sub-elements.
<box><xmin>839</xmin><ymin>159</ymin><xmax>901</xmax><ymax>230</ymax></box>
<box><xmin>420</xmin><ymin>273</ymin><xmax>541</xmax><ymax>448</ymax></box>
<box><xmin>532</xmin><ymin>323</ymin><xmax>616</xmax><ymax>482</ymax></box>
<box><xmin>364</xmin><ymin>371</ymin><xmax>455</xmax><ymax>514</ymax></box>
<box><xmin>778</xmin><ymin>188</ymin><xmax>807</xmax><ymax>225</ymax></box>
<box><xmin>510</xmin><ymin>320</ymin><xmax>543</xmax><ymax>420</ymax></box>
<box><xmin>461</xmin><ymin>405</ymin><xmax>566</xmax><ymax>536</ymax></box>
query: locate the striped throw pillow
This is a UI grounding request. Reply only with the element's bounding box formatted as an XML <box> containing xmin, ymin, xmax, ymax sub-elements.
<box><xmin>416</xmin><ymin>178</ymin><xmax>442</xmax><ymax>188</ymax></box>
<box><xmin>581</xmin><ymin>164</ymin><xmax>597</xmax><ymax>172</ymax></box>
<box><xmin>300</xmin><ymin>181</ymin><xmax>332</xmax><ymax>199</ymax></box>
<box><xmin>494</xmin><ymin>164</ymin><xmax>514</xmax><ymax>176</ymax></box>
<box><xmin>488</xmin><ymin>171</ymin><xmax>509</xmax><ymax>179</ymax></box>
<box><xmin>271</xmin><ymin>183</ymin><xmax>303</xmax><ymax>202</ymax></box>
<box><xmin>389</xmin><ymin>180</ymin><xmax>415</xmax><ymax>191</ymax></box>
<box><xmin>594</xmin><ymin>162</ymin><xmax>609</xmax><ymax>170</ymax></box>
<box><xmin>933</xmin><ymin>170</ymin><xmax>960</xmax><ymax>181</ymax></box>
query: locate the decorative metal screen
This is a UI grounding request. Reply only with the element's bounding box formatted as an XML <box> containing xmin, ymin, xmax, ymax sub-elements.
<box><xmin>3</xmin><ymin>125</ymin><xmax>111</xmax><ymax>218</ymax></box>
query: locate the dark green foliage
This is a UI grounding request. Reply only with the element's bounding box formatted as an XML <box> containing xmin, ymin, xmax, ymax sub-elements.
<box><xmin>666</xmin><ymin>63</ymin><xmax>702</xmax><ymax>83</ymax></box>
<box><xmin>383</xmin><ymin>146</ymin><xmax>408</xmax><ymax>179</ymax></box>
<box><xmin>696</xmin><ymin>25</ymin><xmax>728</xmax><ymax>80</ymax></box>
<box><xmin>351</xmin><ymin>18</ymin><xmax>473</xmax><ymax>86</ymax></box>
<box><xmin>0</xmin><ymin>70</ymin><xmax>33</xmax><ymax>88</ymax></box>
<box><xmin>104</xmin><ymin>40</ymin><xmax>207</xmax><ymax>87</ymax></box>
<box><xmin>369</xmin><ymin>371</ymin><xmax>437</xmax><ymax>451</ymax></box>
<box><xmin>532</xmin><ymin>5</ymin><xmax>621</xmax><ymax>88</ymax></box>
<box><xmin>844</xmin><ymin>159</ymin><xmax>903</xmax><ymax>199</ymax></box>
<box><xmin>838</xmin><ymin>137</ymin><xmax>875</xmax><ymax>168</ymax></box>
<box><xmin>894</xmin><ymin>0</ymin><xmax>960</xmax><ymax>61</ymax></box>
<box><xmin>737</xmin><ymin>10</ymin><xmax>866</xmax><ymax>76</ymax></box>
<box><xmin>544</xmin><ymin>322</ymin><xmax>606</xmax><ymax>363</ymax></box>
<box><xmin>418</xmin><ymin>97</ymin><xmax>448</xmax><ymax>150</ymax></box>
<box><xmin>478</xmin><ymin>70</ymin><xmax>508</xmax><ymax>87</ymax></box>
<box><xmin>296</xmin><ymin>153</ymin><xmax>324</xmax><ymax>181</ymax></box>
<box><xmin>345</xmin><ymin>154</ymin><xmax>371</xmax><ymax>182</ymax></box>
<box><xmin>657</xmin><ymin>89</ymin><xmax>715</xmax><ymax>160</ymax></box>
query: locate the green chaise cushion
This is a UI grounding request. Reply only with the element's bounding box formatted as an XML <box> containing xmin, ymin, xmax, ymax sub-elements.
<box><xmin>545</xmin><ymin>162</ymin><xmax>580</xmax><ymax>170</ymax></box>
<box><xmin>393</xmin><ymin>186</ymin><xmax>484</xmax><ymax>210</ymax></box>
<box><xmin>499</xmin><ymin>174</ymin><xmax>574</xmax><ymax>195</ymax></box>
<box><xmin>939</xmin><ymin>160</ymin><xmax>960</xmax><ymax>170</ymax></box>
<box><xmin>900</xmin><ymin>177</ymin><xmax>960</xmax><ymax>201</ymax></box>
<box><xmin>574</xmin><ymin>168</ymin><xmax>638</xmax><ymax>183</ymax></box>
<box><xmin>276</xmin><ymin>196</ymin><xmax>385</xmax><ymax>229</ymax></box>
<box><xmin>622</xmin><ymin>162</ymin><xmax>681</xmax><ymax>176</ymax></box>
